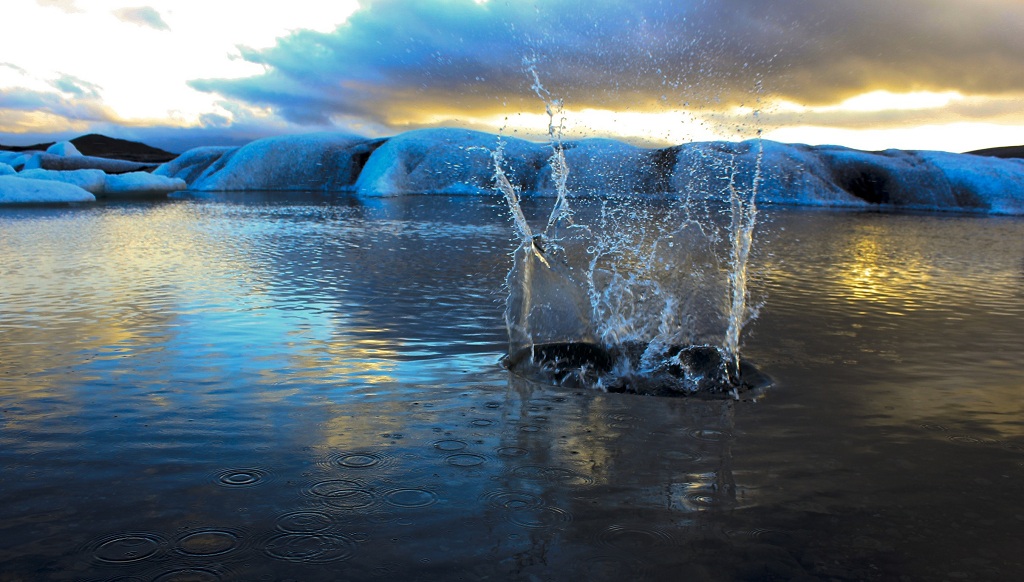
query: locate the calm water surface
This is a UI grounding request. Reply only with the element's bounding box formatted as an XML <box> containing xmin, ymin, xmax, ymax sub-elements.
<box><xmin>1</xmin><ymin>194</ymin><xmax>1022</xmax><ymax>580</ymax></box>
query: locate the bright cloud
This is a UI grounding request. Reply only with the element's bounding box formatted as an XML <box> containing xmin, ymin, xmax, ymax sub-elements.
<box><xmin>113</xmin><ymin>6</ymin><xmax>171</xmax><ymax>32</ymax></box>
<box><xmin>3</xmin><ymin>0</ymin><xmax>1024</xmax><ymax>152</ymax></box>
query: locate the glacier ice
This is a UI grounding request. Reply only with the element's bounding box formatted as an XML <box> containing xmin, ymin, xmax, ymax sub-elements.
<box><xmin>19</xmin><ymin>168</ymin><xmax>108</xmax><ymax>194</ymax></box>
<box><xmin>103</xmin><ymin>172</ymin><xmax>187</xmax><ymax>196</ymax></box>
<box><xmin>15</xmin><ymin>168</ymin><xmax>185</xmax><ymax>197</ymax></box>
<box><xmin>0</xmin><ymin>175</ymin><xmax>96</xmax><ymax>204</ymax></box>
<box><xmin>153</xmin><ymin>130</ymin><xmax>1024</xmax><ymax>215</ymax></box>
<box><xmin>45</xmin><ymin>141</ymin><xmax>83</xmax><ymax>157</ymax></box>
<box><xmin>186</xmin><ymin>134</ymin><xmax>377</xmax><ymax>191</ymax></box>
<box><xmin>24</xmin><ymin>152</ymin><xmax>156</xmax><ymax>174</ymax></box>
<box><xmin>355</xmin><ymin>128</ymin><xmax>546</xmax><ymax>196</ymax></box>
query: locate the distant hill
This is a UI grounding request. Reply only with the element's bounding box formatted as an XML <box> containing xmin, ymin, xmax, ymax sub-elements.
<box><xmin>965</xmin><ymin>145</ymin><xmax>1024</xmax><ymax>160</ymax></box>
<box><xmin>0</xmin><ymin>134</ymin><xmax>177</xmax><ymax>163</ymax></box>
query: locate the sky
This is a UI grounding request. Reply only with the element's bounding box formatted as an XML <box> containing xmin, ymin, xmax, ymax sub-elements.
<box><xmin>2</xmin><ymin>0</ymin><xmax>1024</xmax><ymax>153</ymax></box>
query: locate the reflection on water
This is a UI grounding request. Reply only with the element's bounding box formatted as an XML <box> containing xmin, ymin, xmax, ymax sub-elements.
<box><xmin>1</xmin><ymin>195</ymin><xmax>1022</xmax><ymax>580</ymax></box>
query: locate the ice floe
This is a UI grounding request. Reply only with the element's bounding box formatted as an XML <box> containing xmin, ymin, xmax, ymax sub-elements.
<box><xmin>24</xmin><ymin>153</ymin><xmax>157</xmax><ymax>174</ymax></box>
<box><xmin>104</xmin><ymin>172</ymin><xmax>186</xmax><ymax>196</ymax></box>
<box><xmin>0</xmin><ymin>175</ymin><xmax>95</xmax><ymax>204</ymax></box>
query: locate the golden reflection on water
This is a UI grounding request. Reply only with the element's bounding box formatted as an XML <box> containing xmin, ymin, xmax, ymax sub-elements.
<box><xmin>759</xmin><ymin>213</ymin><xmax>1024</xmax><ymax>438</ymax></box>
<box><xmin>0</xmin><ymin>203</ymin><xmax>398</xmax><ymax>404</ymax></box>
<box><xmin>830</xmin><ymin>223</ymin><xmax>933</xmax><ymax>312</ymax></box>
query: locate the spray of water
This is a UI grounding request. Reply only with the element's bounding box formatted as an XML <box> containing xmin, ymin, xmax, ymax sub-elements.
<box><xmin>496</xmin><ymin>66</ymin><xmax>768</xmax><ymax>398</ymax></box>
<box><xmin>723</xmin><ymin>134</ymin><xmax>762</xmax><ymax>378</ymax></box>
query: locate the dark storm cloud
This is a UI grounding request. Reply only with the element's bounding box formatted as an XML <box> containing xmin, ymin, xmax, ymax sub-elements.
<box><xmin>113</xmin><ymin>6</ymin><xmax>171</xmax><ymax>32</ymax></box>
<box><xmin>189</xmin><ymin>0</ymin><xmax>1024</xmax><ymax>130</ymax></box>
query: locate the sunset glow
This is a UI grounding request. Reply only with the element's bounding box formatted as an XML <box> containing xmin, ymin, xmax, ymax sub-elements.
<box><xmin>2</xmin><ymin>0</ymin><xmax>1023</xmax><ymax>153</ymax></box>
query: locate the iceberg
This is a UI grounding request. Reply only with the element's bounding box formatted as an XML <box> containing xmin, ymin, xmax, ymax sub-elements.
<box><xmin>0</xmin><ymin>175</ymin><xmax>96</xmax><ymax>204</ymax></box>
<box><xmin>23</xmin><ymin>153</ymin><xmax>157</xmax><ymax>174</ymax></box>
<box><xmin>19</xmin><ymin>168</ymin><xmax>108</xmax><ymax>194</ymax></box>
<box><xmin>152</xmin><ymin>146</ymin><xmax>235</xmax><ymax>184</ymax></box>
<box><xmin>15</xmin><ymin>168</ymin><xmax>185</xmax><ymax>197</ymax></box>
<box><xmin>354</xmin><ymin>128</ymin><xmax>546</xmax><ymax>196</ymax></box>
<box><xmin>187</xmin><ymin>134</ymin><xmax>379</xmax><ymax>191</ymax></box>
<box><xmin>0</xmin><ymin>162</ymin><xmax>15</xmax><ymax>177</ymax></box>
<box><xmin>103</xmin><ymin>172</ymin><xmax>187</xmax><ymax>196</ymax></box>
<box><xmin>0</xmin><ymin>152</ymin><xmax>32</xmax><ymax>170</ymax></box>
<box><xmin>156</xmin><ymin>130</ymin><xmax>1024</xmax><ymax>215</ymax></box>
<box><xmin>45</xmin><ymin>141</ymin><xmax>84</xmax><ymax>157</ymax></box>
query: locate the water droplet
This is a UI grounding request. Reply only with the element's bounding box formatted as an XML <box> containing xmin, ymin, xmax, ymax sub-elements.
<box><xmin>326</xmin><ymin>451</ymin><xmax>389</xmax><ymax>469</ymax></box>
<box><xmin>507</xmin><ymin>506</ymin><xmax>573</xmax><ymax>529</ymax></box>
<box><xmin>480</xmin><ymin>490</ymin><xmax>545</xmax><ymax>510</ymax></box>
<box><xmin>214</xmin><ymin>468</ymin><xmax>267</xmax><ymax>487</ymax></box>
<box><xmin>175</xmin><ymin>528</ymin><xmax>241</xmax><ymax>556</ymax></box>
<box><xmin>263</xmin><ymin>533</ymin><xmax>357</xmax><ymax>563</ymax></box>
<box><xmin>598</xmin><ymin>524</ymin><xmax>675</xmax><ymax>548</ymax></box>
<box><xmin>433</xmin><ymin>439</ymin><xmax>468</xmax><ymax>452</ymax></box>
<box><xmin>470</xmin><ymin>418</ymin><xmax>495</xmax><ymax>427</ymax></box>
<box><xmin>91</xmin><ymin>532</ymin><xmax>167</xmax><ymax>563</ymax></box>
<box><xmin>150</xmin><ymin>567</ymin><xmax>222</xmax><ymax>582</ymax></box>
<box><xmin>306</xmin><ymin>479</ymin><xmax>376</xmax><ymax>510</ymax></box>
<box><xmin>446</xmin><ymin>453</ymin><xmax>487</xmax><ymax>467</ymax></box>
<box><xmin>384</xmin><ymin>488</ymin><xmax>439</xmax><ymax>508</ymax></box>
<box><xmin>276</xmin><ymin>511</ymin><xmax>335</xmax><ymax>533</ymax></box>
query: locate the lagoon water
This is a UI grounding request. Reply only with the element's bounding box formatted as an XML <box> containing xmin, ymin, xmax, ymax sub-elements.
<box><xmin>1</xmin><ymin>193</ymin><xmax>1022</xmax><ymax>580</ymax></box>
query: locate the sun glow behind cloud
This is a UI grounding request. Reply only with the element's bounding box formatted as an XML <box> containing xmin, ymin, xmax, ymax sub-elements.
<box><xmin>2</xmin><ymin>0</ymin><xmax>1024</xmax><ymax>152</ymax></box>
<box><xmin>0</xmin><ymin>0</ymin><xmax>359</xmax><ymax>131</ymax></box>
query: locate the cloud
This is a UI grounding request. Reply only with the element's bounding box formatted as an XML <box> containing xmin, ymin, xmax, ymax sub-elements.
<box><xmin>113</xmin><ymin>6</ymin><xmax>171</xmax><ymax>31</ymax></box>
<box><xmin>0</xmin><ymin>70</ymin><xmax>119</xmax><ymax>135</ymax></box>
<box><xmin>186</xmin><ymin>0</ymin><xmax>1024</xmax><ymax>137</ymax></box>
<box><xmin>36</xmin><ymin>0</ymin><xmax>81</xmax><ymax>13</ymax></box>
<box><xmin>49</xmin><ymin>74</ymin><xmax>103</xmax><ymax>99</ymax></box>
<box><xmin>0</xmin><ymin>85</ymin><xmax>117</xmax><ymax>120</ymax></box>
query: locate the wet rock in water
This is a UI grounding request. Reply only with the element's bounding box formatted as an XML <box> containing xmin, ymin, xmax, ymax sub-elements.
<box><xmin>505</xmin><ymin>342</ymin><xmax>615</xmax><ymax>386</ymax></box>
<box><xmin>507</xmin><ymin>341</ymin><xmax>770</xmax><ymax>399</ymax></box>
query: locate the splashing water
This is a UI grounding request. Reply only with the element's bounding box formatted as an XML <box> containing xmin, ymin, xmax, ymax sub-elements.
<box><xmin>496</xmin><ymin>69</ymin><xmax>769</xmax><ymax>399</ymax></box>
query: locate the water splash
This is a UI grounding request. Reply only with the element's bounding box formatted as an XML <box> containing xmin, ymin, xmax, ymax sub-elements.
<box><xmin>497</xmin><ymin>68</ymin><xmax>769</xmax><ymax>398</ymax></box>
<box><xmin>723</xmin><ymin>134</ymin><xmax>763</xmax><ymax>379</ymax></box>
